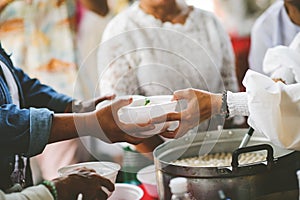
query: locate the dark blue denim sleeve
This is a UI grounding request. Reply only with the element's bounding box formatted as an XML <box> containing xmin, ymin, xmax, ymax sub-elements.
<box><xmin>0</xmin><ymin>105</ymin><xmax>53</xmax><ymax>157</ymax></box>
<box><xmin>14</xmin><ymin>67</ymin><xmax>73</xmax><ymax>113</ymax></box>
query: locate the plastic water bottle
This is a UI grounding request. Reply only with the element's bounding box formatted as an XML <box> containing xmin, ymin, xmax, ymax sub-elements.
<box><xmin>169</xmin><ymin>177</ymin><xmax>192</xmax><ymax>200</ymax></box>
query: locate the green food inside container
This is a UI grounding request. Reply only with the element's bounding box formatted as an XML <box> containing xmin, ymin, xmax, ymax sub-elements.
<box><xmin>144</xmin><ymin>98</ymin><xmax>150</xmax><ymax>106</ymax></box>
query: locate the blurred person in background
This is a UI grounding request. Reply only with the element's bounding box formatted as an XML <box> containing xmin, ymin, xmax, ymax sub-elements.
<box><xmin>249</xmin><ymin>0</ymin><xmax>300</xmax><ymax>74</ymax></box>
<box><xmin>97</xmin><ymin>0</ymin><xmax>240</xmax><ymax>172</ymax></box>
<box><xmin>214</xmin><ymin>0</ymin><xmax>275</xmax><ymax>91</ymax></box>
<box><xmin>0</xmin><ymin>0</ymin><xmax>114</xmax><ymax>183</ymax></box>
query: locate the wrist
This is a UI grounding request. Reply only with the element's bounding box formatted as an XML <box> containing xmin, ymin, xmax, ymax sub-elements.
<box><xmin>73</xmin><ymin>112</ymin><xmax>93</xmax><ymax>137</ymax></box>
<box><xmin>52</xmin><ymin>178</ymin><xmax>70</xmax><ymax>200</ymax></box>
<box><xmin>42</xmin><ymin>180</ymin><xmax>58</xmax><ymax>200</ymax></box>
<box><xmin>74</xmin><ymin>111</ymin><xmax>107</xmax><ymax>140</ymax></box>
<box><xmin>83</xmin><ymin>110</ymin><xmax>113</xmax><ymax>143</ymax></box>
<box><xmin>211</xmin><ymin>93</ymin><xmax>223</xmax><ymax>116</ymax></box>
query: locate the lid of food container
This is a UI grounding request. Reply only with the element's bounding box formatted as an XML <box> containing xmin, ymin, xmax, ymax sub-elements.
<box><xmin>169</xmin><ymin>177</ymin><xmax>188</xmax><ymax>194</ymax></box>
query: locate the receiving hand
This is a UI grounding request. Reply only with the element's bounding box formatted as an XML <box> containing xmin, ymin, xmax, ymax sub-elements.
<box><xmin>83</xmin><ymin>98</ymin><xmax>156</xmax><ymax>144</ymax></box>
<box><xmin>152</xmin><ymin>88</ymin><xmax>222</xmax><ymax>139</ymax></box>
<box><xmin>52</xmin><ymin>167</ymin><xmax>114</xmax><ymax>200</ymax></box>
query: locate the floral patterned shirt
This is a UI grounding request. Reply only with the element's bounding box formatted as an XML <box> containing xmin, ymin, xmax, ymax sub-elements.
<box><xmin>0</xmin><ymin>0</ymin><xmax>82</xmax><ymax>98</ymax></box>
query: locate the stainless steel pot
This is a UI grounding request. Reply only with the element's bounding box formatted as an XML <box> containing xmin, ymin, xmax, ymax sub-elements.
<box><xmin>153</xmin><ymin>129</ymin><xmax>300</xmax><ymax>200</ymax></box>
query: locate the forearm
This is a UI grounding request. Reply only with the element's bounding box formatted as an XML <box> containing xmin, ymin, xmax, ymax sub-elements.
<box><xmin>49</xmin><ymin>112</ymin><xmax>110</xmax><ymax>144</ymax></box>
<box><xmin>48</xmin><ymin>113</ymin><xmax>88</xmax><ymax>143</ymax></box>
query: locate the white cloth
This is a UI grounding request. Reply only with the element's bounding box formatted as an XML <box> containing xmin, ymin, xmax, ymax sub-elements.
<box><xmin>263</xmin><ymin>32</ymin><xmax>300</xmax><ymax>84</ymax></box>
<box><xmin>248</xmin><ymin>0</ymin><xmax>300</xmax><ymax>74</ymax></box>
<box><xmin>228</xmin><ymin>70</ymin><xmax>300</xmax><ymax>150</ymax></box>
<box><xmin>0</xmin><ymin>185</ymin><xmax>53</xmax><ymax>200</ymax></box>
<box><xmin>98</xmin><ymin>1</ymin><xmax>238</xmax><ymax>131</ymax></box>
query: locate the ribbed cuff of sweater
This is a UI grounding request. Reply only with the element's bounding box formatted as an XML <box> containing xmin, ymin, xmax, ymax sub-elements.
<box><xmin>227</xmin><ymin>91</ymin><xmax>249</xmax><ymax>117</ymax></box>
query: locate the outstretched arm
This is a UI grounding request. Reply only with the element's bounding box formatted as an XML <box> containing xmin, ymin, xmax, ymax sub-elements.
<box><xmin>49</xmin><ymin>98</ymin><xmax>156</xmax><ymax>145</ymax></box>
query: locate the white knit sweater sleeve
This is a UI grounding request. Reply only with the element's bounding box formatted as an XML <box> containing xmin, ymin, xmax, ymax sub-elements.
<box><xmin>0</xmin><ymin>185</ymin><xmax>53</xmax><ymax>200</ymax></box>
<box><xmin>227</xmin><ymin>91</ymin><xmax>249</xmax><ymax>117</ymax></box>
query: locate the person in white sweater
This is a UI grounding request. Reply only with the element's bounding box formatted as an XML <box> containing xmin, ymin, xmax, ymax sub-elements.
<box><xmin>97</xmin><ymin>0</ymin><xmax>239</xmax><ymax>153</ymax></box>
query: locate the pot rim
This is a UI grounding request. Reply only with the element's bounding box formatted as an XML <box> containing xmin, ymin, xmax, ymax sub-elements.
<box><xmin>153</xmin><ymin>129</ymin><xmax>294</xmax><ymax>176</ymax></box>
